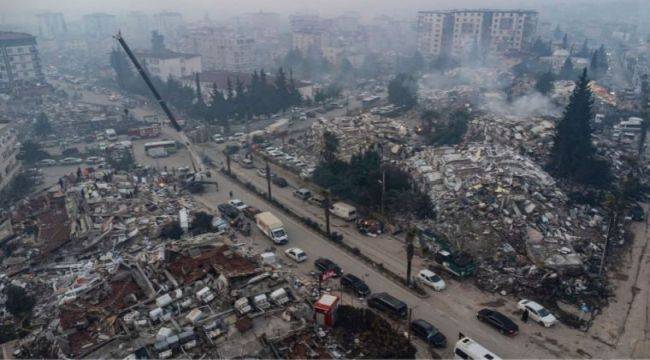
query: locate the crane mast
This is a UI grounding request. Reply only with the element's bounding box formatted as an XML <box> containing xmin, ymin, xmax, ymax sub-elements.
<box><xmin>113</xmin><ymin>32</ymin><xmax>205</xmax><ymax>174</ymax></box>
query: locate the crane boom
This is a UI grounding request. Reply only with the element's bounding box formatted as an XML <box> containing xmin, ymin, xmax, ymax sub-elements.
<box><xmin>113</xmin><ymin>32</ymin><xmax>205</xmax><ymax>174</ymax></box>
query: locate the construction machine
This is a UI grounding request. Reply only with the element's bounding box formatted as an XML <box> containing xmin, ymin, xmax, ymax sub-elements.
<box><xmin>113</xmin><ymin>32</ymin><xmax>216</xmax><ymax>189</ymax></box>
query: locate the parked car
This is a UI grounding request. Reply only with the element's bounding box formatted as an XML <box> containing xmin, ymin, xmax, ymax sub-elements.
<box><xmin>284</xmin><ymin>247</ymin><xmax>307</xmax><ymax>262</ymax></box>
<box><xmin>517</xmin><ymin>299</ymin><xmax>557</xmax><ymax>327</ymax></box>
<box><xmin>243</xmin><ymin>206</ymin><xmax>261</xmax><ymax>220</ymax></box>
<box><xmin>630</xmin><ymin>204</ymin><xmax>645</xmax><ymax>222</ymax></box>
<box><xmin>417</xmin><ymin>269</ymin><xmax>446</xmax><ymax>291</ymax></box>
<box><xmin>272</xmin><ymin>176</ymin><xmax>288</xmax><ymax>187</ymax></box>
<box><xmin>211</xmin><ymin>217</ymin><xmax>229</xmax><ymax>233</ymax></box>
<box><xmin>293</xmin><ymin>188</ymin><xmax>312</xmax><ymax>200</ymax></box>
<box><xmin>36</xmin><ymin>159</ymin><xmax>57</xmax><ymax>167</ymax></box>
<box><xmin>340</xmin><ymin>273</ymin><xmax>370</xmax><ymax>297</ymax></box>
<box><xmin>229</xmin><ymin>199</ymin><xmax>248</xmax><ymax>211</ymax></box>
<box><xmin>314</xmin><ymin>258</ymin><xmax>342</xmax><ymax>277</ymax></box>
<box><xmin>367</xmin><ymin>292</ymin><xmax>407</xmax><ymax>319</ymax></box>
<box><xmin>240</xmin><ymin>158</ymin><xmax>254</xmax><ymax>168</ymax></box>
<box><xmin>217</xmin><ymin>203</ymin><xmax>239</xmax><ymax>219</ymax></box>
<box><xmin>59</xmin><ymin>157</ymin><xmax>83</xmax><ymax>165</ymax></box>
<box><xmin>410</xmin><ymin>319</ymin><xmax>447</xmax><ymax>348</ymax></box>
<box><xmin>477</xmin><ymin>309</ymin><xmax>519</xmax><ymax>336</ymax></box>
<box><xmin>308</xmin><ymin>195</ymin><xmax>326</xmax><ymax>208</ymax></box>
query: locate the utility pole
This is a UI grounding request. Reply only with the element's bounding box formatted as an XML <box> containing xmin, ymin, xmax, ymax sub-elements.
<box><xmin>324</xmin><ymin>189</ymin><xmax>331</xmax><ymax>237</ymax></box>
<box><xmin>407</xmin><ymin>308</ymin><xmax>413</xmax><ymax>342</ymax></box>
<box><xmin>380</xmin><ymin>168</ymin><xmax>386</xmax><ymax>216</ymax></box>
<box><xmin>406</xmin><ymin>227</ymin><xmax>415</xmax><ymax>287</ymax></box>
<box><xmin>225</xmin><ymin>152</ymin><xmax>231</xmax><ymax>175</ymax></box>
<box><xmin>265</xmin><ymin>159</ymin><xmax>272</xmax><ymax>201</ymax></box>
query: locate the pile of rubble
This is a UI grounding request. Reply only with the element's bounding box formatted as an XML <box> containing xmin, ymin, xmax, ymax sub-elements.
<box><xmin>405</xmin><ymin>144</ymin><xmax>608</xmax><ymax>277</ymax></box>
<box><xmin>308</xmin><ymin>114</ymin><xmax>410</xmax><ymax>161</ymax></box>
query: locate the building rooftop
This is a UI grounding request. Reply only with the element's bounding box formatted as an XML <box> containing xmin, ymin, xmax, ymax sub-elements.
<box><xmin>135</xmin><ymin>49</ymin><xmax>199</xmax><ymax>60</ymax></box>
<box><xmin>0</xmin><ymin>31</ymin><xmax>35</xmax><ymax>41</ymax></box>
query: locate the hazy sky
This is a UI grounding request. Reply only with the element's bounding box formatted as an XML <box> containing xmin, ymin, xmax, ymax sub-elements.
<box><xmin>1</xmin><ymin>0</ymin><xmax>647</xmax><ymax>23</ymax></box>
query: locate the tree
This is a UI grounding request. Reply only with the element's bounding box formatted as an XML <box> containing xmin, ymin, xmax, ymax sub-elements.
<box><xmin>590</xmin><ymin>45</ymin><xmax>608</xmax><ymax>79</ymax></box>
<box><xmin>33</xmin><ymin>112</ymin><xmax>52</xmax><ymax>135</ymax></box>
<box><xmin>191</xmin><ymin>211</ymin><xmax>213</xmax><ymax>234</ymax></box>
<box><xmin>388</xmin><ymin>73</ymin><xmax>417</xmax><ymax>109</ymax></box>
<box><xmin>160</xmin><ymin>221</ymin><xmax>183</xmax><ymax>240</ymax></box>
<box><xmin>577</xmin><ymin>39</ymin><xmax>590</xmax><ymax>58</ymax></box>
<box><xmin>5</xmin><ymin>285</ymin><xmax>35</xmax><ymax>318</ymax></box>
<box><xmin>530</xmin><ymin>36</ymin><xmax>552</xmax><ymax>57</ymax></box>
<box><xmin>427</xmin><ymin>109</ymin><xmax>469</xmax><ymax>146</ymax></box>
<box><xmin>274</xmin><ymin>67</ymin><xmax>289</xmax><ymax>111</ymax></box>
<box><xmin>18</xmin><ymin>140</ymin><xmax>50</xmax><ymax>164</ymax></box>
<box><xmin>559</xmin><ymin>57</ymin><xmax>575</xmax><ymax>80</ymax></box>
<box><xmin>561</xmin><ymin>33</ymin><xmax>569</xmax><ymax>49</ymax></box>
<box><xmin>109</xmin><ymin>48</ymin><xmax>133</xmax><ymax>90</ymax></box>
<box><xmin>547</xmin><ymin>69</ymin><xmax>611</xmax><ymax>187</ymax></box>
<box><xmin>322</xmin><ymin>131</ymin><xmax>339</xmax><ymax>164</ymax></box>
<box><xmin>535</xmin><ymin>71</ymin><xmax>555</xmax><ymax>95</ymax></box>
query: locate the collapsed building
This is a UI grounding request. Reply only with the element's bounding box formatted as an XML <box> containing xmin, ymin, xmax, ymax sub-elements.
<box><xmin>405</xmin><ymin>144</ymin><xmax>610</xmax><ymax>299</ymax></box>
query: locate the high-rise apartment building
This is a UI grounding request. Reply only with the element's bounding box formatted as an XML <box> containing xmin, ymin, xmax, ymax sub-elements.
<box><xmin>36</xmin><ymin>12</ymin><xmax>67</xmax><ymax>40</ymax></box>
<box><xmin>0</xmin><ymin>121</ymin><xmax>19</xmax><ymax>191</ymax></box>
<box><xmin>0</xmin><ymin>32</ymin><xmax>44</xmax><ymax>92</ymax></box>
<box><xmin>83</xmin><ymin>13</ymin><xmax>117</xmax><ymax>39</ymax></box>
<box><xmin>180</xmin><ymin>27</ymin><xmax>254</xmax><ymax>72</ymax></box>
<box><xmin>417</xmin><ymin>10</ymin><xmax>538</xmax><ymax>60</ymax></box>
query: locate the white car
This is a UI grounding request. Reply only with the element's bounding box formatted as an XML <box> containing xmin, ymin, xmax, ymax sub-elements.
<box><xmin>417</xmin><ymin>269</ymin><xmax>446</xmax><ymax>291</ymax></box>
<box><xmin>517</xmin><ymin>299</ymin><xmax>558</xmax><ymax>327</ymax></box>
<box><xmin>284</xmin><ymin>248</ymin><xmax>307</xmax><ymax>263</ymax></box>
<box><xmin>229</xmin><ymin>199</ymin><xmax>248</xmax><ymax>211</ymax></box>
<box><xmin>59</xmin><ymin>157</ymin><xmax>83</xmax><ymax>165</ymax></box>
<box><xmin>36</xmin><ymin>159</ymin><xmax>57</xmax><ymax>167</ymax></box>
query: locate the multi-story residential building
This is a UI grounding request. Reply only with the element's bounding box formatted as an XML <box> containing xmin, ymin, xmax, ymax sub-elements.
<box><xmin>0</xmin><ymin>31</ymin><xmax>44</xmax><ymax>92</ymax></box>
<box><xmin>120</xmin><ymin>12</ymin><xmax>152</xmax><ymax>48</ymax></box>
<box><xmin>36</xmin><ymin>12</ymin><xmax>67</xmax><ymax>40</ymax></box>
<box><xmin>83</xmin><ymin>13</ymin><xmax>117</xmax><ymax>39</ymax></box>
<box><xmin>135</xmin><ymin>48</ymin><xmax>201</xmax><ymax>80</ymax></box>
<box><xmin>417</xmin><ymin>9</ymin><xmax>538</xmax><ymax>60</ymax></box>
<box><xmin>0</xmin><ymin>122</ymin><xmax>19</xmax><ymax>191</ymax></box>
<box><xmin>153</xmin><ymin>11</ymin><xmax>184</xmax><ymax>45</ymax></box>
<box><xmin>180</xmin><ymin>27</ymin><xmax>254</xmax><ymax>72</ymax></box>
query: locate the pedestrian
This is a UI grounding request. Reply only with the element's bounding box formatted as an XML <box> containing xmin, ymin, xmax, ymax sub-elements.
<box><xmin>229</xmin><ymin>190</ymin><xmax>233</xmax><ymax>199</ymax></box>
<box><xmin>522</xmin><ymin>309</ymin><xmax>529</xmax><ymax>323</ymax></box>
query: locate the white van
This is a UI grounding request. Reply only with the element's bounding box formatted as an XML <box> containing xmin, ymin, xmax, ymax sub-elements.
<box><xmin>454</xmin><ymin>335</ymin><xmax>501</xmax><ymax>360</ymax></box>
<box><xmin>330</xmin><ymin>202</ymin><xmax>357</xmax><ymax>221</ymax></box>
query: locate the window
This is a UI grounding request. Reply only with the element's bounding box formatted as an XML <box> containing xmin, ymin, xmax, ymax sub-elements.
<box><xmin>455</xmin><ymin>348</ymin><xmax>469</xmax><ymax>359</ymax></box>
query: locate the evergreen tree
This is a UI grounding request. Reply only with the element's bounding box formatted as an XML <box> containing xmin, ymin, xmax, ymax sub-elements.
<box><xmin>548</xmin><ymin>69</ymin><xmax>611</xmax><ymax>186</ymax></box>
<box><xmin>275</xmin><ymin>67</ymin><xmax>289</xmax><ymax>111</ymax></box>
<box><xmin>388</xmin><ymin>73</ymin><xmax>417</xmax><ymax>109</ymax></box>
<box><xmin>109</xmin><ymin>48</ymin><xmax>133</xmax><ymax>89</ymax></box>
<box><xmin>559</xmin><ymin>57</ymin><xmax>575</xmax><ymax>80</ymax></box>
<box><xmin>561</xmin><ymin>33</ymin><xmax>569</xmax><ymax>49</ymax></box>
<box><xmin>322</xmin><ymin>131</ymin><xmax>339</xmax><ymax>164</ymax></box>
<box><xmin>33</xmin><ymin>112</ymin><xmax>52</xmax><ymax>135</ymax></box>
<box><xmin>287</xmin><ymin>70</ymin><xmax>302</xmax><ymax>106</ymax></box>
<box><xmin>234</xmin><ymin>77</ymin><xmax>246</xmax><ymax>120</ymax></box>
<box><xmin>531</xmin><ymin>36</ymin><xmax>552</xmax><ymax>57</ymax></box>
<box><xmin>578</xmin><ymin>39</ymin><xmax>590</xmax><ymax>58</ymax></box>
<box><xmin>535</xmin><ymin>71</ymin><xmax>555</xmax><ymax>95</ymax></box>
<box><xmin>553</xmin><ymin>25</ymin><xmax>563</xmax><ymax>41</ymax></box>
<box><xmin>590</xmin><ymin>45</ymin><xmax>608</xmax><ymax>79</ymax></box>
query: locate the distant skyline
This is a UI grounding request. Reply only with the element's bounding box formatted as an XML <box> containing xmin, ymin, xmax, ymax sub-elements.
<box><xmin>0</xmin><ymin>0</ymin><xmax>647</xmax><ymax>31</ymax></box>
<box><xmin>2</xmin><ymin>0</ymin><xmax>646</xmax><ymax>21</ymax></box>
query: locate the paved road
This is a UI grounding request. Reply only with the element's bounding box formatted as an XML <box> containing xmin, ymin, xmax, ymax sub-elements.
<box><xmin>56</xmin><ymin>83</ymin><xmax>615</xmax><ymax>358</ymax></box>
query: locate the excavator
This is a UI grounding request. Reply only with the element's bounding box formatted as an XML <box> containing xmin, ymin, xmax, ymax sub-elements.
<box><xmin>113</xmin><ymin>32</ymin><xmax>217</xmax><ymax>190</ymax></box>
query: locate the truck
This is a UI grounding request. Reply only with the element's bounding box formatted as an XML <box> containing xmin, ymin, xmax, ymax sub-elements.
<box><xmin>434</xmin><ymin>250</ymin><xmax>476</xmax><ymax>279</ymax></box>
<box><xmin>255</xmin><ymin>212</ymin><xmax>288</xmax><ymax>245</ymax></box>
<box><xmin>330</xmin><ymin>202</ymin><xmax>357</xmax><ymax>221</ymax></box>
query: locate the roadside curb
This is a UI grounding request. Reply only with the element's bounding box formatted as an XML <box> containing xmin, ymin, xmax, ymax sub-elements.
<box><xmin>219</xmin><ymin>168</ymin><xmax>430</xmax><ymax>300</ymax></box>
